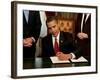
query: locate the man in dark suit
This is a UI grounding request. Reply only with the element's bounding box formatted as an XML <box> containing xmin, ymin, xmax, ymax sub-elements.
<box><xmin>23</xmin><ymin>10</ymin><xmax>41</xmax><ymax>59</ymax></box>
<box><xmin>75</xmin><ymin>13</ymin><xmax>91</xmax><ymax>61</ymax></box>
<box><xmin>42</xmin><ymin>16</ymin><xmax>81</xmax><ymax>60</ymax></box>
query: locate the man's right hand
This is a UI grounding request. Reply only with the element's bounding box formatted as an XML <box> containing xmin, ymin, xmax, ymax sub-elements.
<box><xmin>77</xmin><ymin>32</ymin><xmax>88</xmax><ymax>40</ymax></box>
<box><xmin>56</xmin><ymin>52</ymin><xmax>72</xmax><ymax>60</ymax></box>
<box><xmin>23</xmin><ymin>38</ymin><xmax>33</xmax><ymax>47</ymax></box>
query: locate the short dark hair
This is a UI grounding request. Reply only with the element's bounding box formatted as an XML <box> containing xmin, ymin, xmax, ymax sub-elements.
<box><xmin>46</xmin><ymin>16</ymin><xmax>58</xmax><ymax>24</ymax></box>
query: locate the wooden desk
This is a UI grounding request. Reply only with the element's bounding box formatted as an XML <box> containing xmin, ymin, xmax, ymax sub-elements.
<box><xmin>23</xmin><ymin>57</ymin><xmax>90</xmax><ymax>69</ymax></box>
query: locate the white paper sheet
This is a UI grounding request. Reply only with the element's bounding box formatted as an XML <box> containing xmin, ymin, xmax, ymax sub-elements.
<box><xmin>71</xmin><ymin>56</ymin><xmax>88</xmax><ymax>62</ymax></box>
<box><xmin>50</xmin><ymin>56</ymin><xmax>70</xmax><ymax>63</ymax></box>
<box><xmin>50</xmin><ymin>56</ymin><xmax>88</xmax><ymax>64</ymax></box>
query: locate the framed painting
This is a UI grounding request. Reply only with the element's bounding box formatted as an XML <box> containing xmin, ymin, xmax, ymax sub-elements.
<box><xmin>11</xmin><ymin>1</ymin><xmax>97</xmax><ymax>78</ymax></box>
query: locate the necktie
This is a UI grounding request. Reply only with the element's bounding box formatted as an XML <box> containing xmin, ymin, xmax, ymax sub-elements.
<box><xmin>54</xmin><ymin>37</ymin><xmax>60</xmax><ymax>53</ymax></box>
<box><xmin>39</xmin><ymin>11</ymin><xmax>47</xmax><ymax>37</ymax></box>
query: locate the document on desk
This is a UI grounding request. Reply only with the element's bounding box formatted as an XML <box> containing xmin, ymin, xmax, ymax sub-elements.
<box><xmin>50</xmin><ymin>56</ymin><xmax>88</xmax><ymax>64</ymax></box>
<box><xmin>71</xmin><ymin>56</ymin><xmax>88</xmax><ymax>62</ymax></box>
<box><xmin>50</xmin><ymin>56</ymin><xmax>70</xmax><ymax>64</ymax></box>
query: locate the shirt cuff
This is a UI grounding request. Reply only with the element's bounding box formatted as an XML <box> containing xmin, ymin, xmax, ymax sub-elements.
<box><xmin>70</xmin><ymin>53</ymin><xmax>76</xmax><ymax>59</ymax></box>
<box><xmin>31</xmin><ymin>37</ymin><xmax>36</xmax><ymax>43</ymax></box>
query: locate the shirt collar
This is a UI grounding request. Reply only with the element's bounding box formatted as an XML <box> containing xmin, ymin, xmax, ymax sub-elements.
<box><xmin>52</xmin><ymin>32</ymin><xmax>60</xmax><ymax>39</ymax></box>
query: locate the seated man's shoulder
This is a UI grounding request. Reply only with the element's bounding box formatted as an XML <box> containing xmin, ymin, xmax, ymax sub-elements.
<box><xmin>62</xmin><ymin>32</ymin><xmax>72</xmax><ymax>37</ymax></box>
<box><xmin>42</xmin><ymin>34</ymin><xmax>51</xmax><ymax>40</ymax></box>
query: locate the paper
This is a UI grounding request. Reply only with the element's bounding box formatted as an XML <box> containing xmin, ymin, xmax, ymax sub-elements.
<box><xmin>71</xmin><ymin>56</ymin><xmax>88</xmax><ymax>62</ymax></box>
<box><xmin>50</xmin><ymin>56</ymin><xmax>70</xmax><ymax>64</ymax></box>
<box><xmin>50</xmin><ymin>56</ymin><xmax>88</xmax><ymax>64</ymax></box>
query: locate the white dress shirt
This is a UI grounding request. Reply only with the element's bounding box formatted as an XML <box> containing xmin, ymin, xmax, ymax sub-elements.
<box><xmin>52</xmin><ymin>32</ymin><xmax>60</xmax><ymax>48</ymax></box>
<box><xmin>23</xmin><ymin>10</ymin><xmax>29</xmax><ymax>23</ymax></box>
<box><xmin>39</xmin><ymin>11</ymin><xmax>47</xmax><ymax>38</ymax></box>
<box><xmin>81</xmin><ymin>13</ymin><xmax>90</xmax><ymax>32</ymax></box>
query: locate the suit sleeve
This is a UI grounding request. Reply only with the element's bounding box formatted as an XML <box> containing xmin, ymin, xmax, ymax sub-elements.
<box><xmin>69</xmin><ymin>33</ymin><xmax>81</xmax><ymax>58</ymax></box>
<box><xmin>64</xmin><ymin>33</ymin><xmax>81</xmax><ymax>58</ymax></box>
<box><xmin>30</xmin><ymin>11</ymin><xmax>41</xmax><ymax>43</ymax></box>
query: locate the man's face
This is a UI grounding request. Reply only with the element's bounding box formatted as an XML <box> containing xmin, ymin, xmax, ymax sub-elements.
<box><xmin>47</xmin><ymin>20</ymin><xmax>60</xmax><ymax>37</ymax></box>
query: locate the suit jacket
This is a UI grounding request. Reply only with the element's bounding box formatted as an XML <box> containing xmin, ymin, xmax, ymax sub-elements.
<box><xmin>75</xmin><ymin>13</ymin><xmax>91</xmax><ymax>60</ymax></box>
<box><xmin>75</xmin><ymin>13</ymin><xmax>91</xmax><ymax>40</ymax></box>
<box><xmin>23</xmin><ymin>11</ymin><xmax>41</xmax><ymax>58</ymax></box>
<box><xmin>23</xmin><ymin>11</ymin><xmax>41</xmax><ymax>43</ymax></box>
<box><xmin>42</xmin><ymin>32</ymin><xmax>81</xmax><ymax>58</ymax></box>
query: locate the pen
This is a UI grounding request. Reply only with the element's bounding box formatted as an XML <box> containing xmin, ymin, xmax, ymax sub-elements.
<box><xmin>68</xmin><ymin>59</ymin><xmax>72</xmax><ymax>63</ymax></box>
